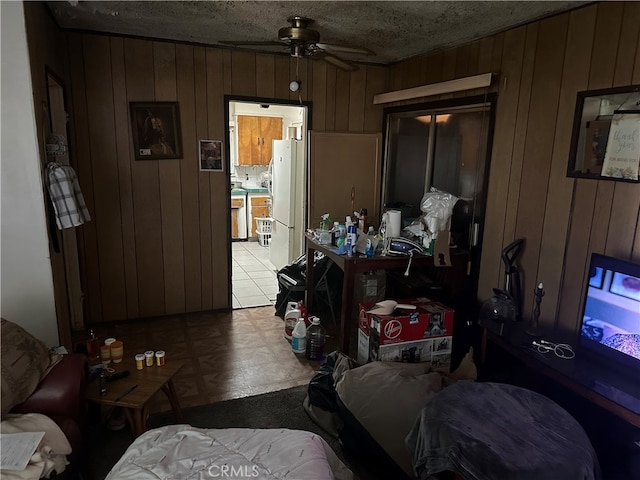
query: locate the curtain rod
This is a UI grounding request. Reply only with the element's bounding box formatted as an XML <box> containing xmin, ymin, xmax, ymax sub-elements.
<box><xmin>373</xmin><ymin>73</ymin><xmax>493</xmax><ymax>105</ymax></box>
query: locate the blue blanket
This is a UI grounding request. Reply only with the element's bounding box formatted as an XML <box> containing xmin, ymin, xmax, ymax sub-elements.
<box><xmin>406</xmin><ymin>382</ymin><xmax>600</xmax><ymax>480</ymax></box>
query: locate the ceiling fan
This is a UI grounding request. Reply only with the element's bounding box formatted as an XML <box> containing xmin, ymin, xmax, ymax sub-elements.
<box><xmin>219</xmin><ymin>16</ymin><xmax>374</xmax><ymax>72</ymax></box>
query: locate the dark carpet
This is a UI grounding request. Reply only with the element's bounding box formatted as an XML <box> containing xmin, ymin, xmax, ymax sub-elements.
<box><xmin>85</xmin><ymin>385</ymin><xmax>379</xmax><ymax>480</ymax></box>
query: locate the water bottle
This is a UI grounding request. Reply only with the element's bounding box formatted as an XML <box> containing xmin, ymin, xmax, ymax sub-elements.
<box><xmin>331</xmin><ymin>221</ymin><xmax>340</xmax><ymax>246</ymax></box>
<box><xmin>284</xmin><ymin>302</ymin><xmax>301</xmax><ymax>340</ymax></box>
<box><xmin>305</xmin><ymin>316</ymin><xmax>326</xmax><ymax>360</ymax></box>
<box><xmin>346</xmin><ymin>216</ymin><xmax>357</xmax><ymax>257</ymax></box>
<box><xmin>291</xmin><ymin>318</ymin><xmax>307</xmax><ymax>354</ymax></box>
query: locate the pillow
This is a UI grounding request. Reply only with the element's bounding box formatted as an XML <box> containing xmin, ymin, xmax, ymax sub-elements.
<box><xmin>1</xmin><ymin>319</ymin><xmax>55</xmax><ymax>415</ymax></box>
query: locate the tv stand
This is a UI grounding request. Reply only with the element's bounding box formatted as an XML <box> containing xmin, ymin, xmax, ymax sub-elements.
<box><xmin>481</xmin><ymin>323</ymin><xmax>640</xmax><ymax>429</ymax></box>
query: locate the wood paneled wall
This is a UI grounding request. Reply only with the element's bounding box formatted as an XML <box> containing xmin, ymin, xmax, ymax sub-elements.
<box><xmin>62</xmin><ymin>31</ymin><xmax>387</xmax><ymax>323</ymax></box>
<box><xmin>388</xmin><ymin>1</ymin><xmax>640</xmax><ymax>333</ymax></box>
<box><xmin>25</xmin><ymin>2</ymin><xmax>639</xmax><ymax>334</ymax></box>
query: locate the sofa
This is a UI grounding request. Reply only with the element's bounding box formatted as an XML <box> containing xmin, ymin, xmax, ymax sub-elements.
<box><xmin>1</xmin><ymin>318</ymin><xmax>87</xmax><ymax>479</ymax></box>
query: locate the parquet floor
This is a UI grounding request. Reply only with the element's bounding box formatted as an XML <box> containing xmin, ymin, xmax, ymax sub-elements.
<box><xmin>88</xmin><ymin>306</ymin><xmax>335</xmax><ymax>413</ymax></box>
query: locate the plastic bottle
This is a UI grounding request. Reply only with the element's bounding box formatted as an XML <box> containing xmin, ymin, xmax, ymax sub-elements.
<box><xmin>336</xmin><ymin>224</ymin><xmax>346</xmax><ymax>247</ymax></box>
<box><xmin>366</xmin><ymin>226</ymin><xmax>376</xmax><ymax>257</ymax></box>
<box><xmin>346</xmin><ymin>216</ymin><xmax>357</xmax><ymax>257</ymax></box>
<box><xmin>291</xmin><ymin>318</ymin><xmax>307</xmax><ymax>354</ymax></box>
<box><xmin>86</xmin><ymin>329</ymin><xmax>100</xmax><ymax>363</ymax></box>
<box><xmin>305</xmin><ymin>316</ymin><xmax>326</xmax><ymax>360</ymax></box>
<box><xmin>331</xmin><ymin>221</ymin><xmax>340</xmax><ymax>246</ymax></box>
<box><xmin>284</xmin><ymin>302</ymin><xmax>301</xmax><ymax>340</ymax></box>
<box><xmin>359</xmin><ymin>208</ymin><xmax>368</xmax><ymax>231</ymax></box>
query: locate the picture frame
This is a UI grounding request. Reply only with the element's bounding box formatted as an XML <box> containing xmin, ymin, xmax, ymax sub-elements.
<box><xmin>129</xmin><ymin>101</ymin><xmax>182</xmax><ymax>160</ymax></box>
<box><xmin>567</xmin><ymin>84</ymin><xmax>640</xmax><ymax>182</ymax></box>
<box><xmin>199</xmin><ymin>139</ymin><xmax>223</xmax><ymax>172</ymax></box>
<box><xmin>609</xmin><ymin>272</ymin><xmax>640</xmax><ymax>302</ymax></box>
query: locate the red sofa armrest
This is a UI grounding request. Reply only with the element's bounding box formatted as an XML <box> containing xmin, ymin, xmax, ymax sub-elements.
<box><xmin>11</xmin><ymin>353</ymin><xmax>88</xmax><ymax>423</ymax></box>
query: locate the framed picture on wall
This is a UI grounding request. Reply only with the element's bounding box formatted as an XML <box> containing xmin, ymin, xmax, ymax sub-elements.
<box><xmin>199</xmin><ymin>140</ymin><xmax>223</xmax><ymax>172</ymax></box>
<box><xmin>130</xmin><ymin>101</ymin><xmax>182</xmax><ymax>160</ymax></box>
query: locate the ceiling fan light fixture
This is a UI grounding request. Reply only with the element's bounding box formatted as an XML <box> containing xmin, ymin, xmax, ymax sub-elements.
<box><xmin>289</xmin><ymin>80</ymin><xmax>301</xmax><ymax>92</ymax></box>
<box><xmin>290</xmin><ymin>44</ymin><xmax>307</xmax><ymax>58</ymax></box>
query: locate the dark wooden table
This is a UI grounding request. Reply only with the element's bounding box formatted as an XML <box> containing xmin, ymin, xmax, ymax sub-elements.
<box><xmin>85</xmin><ymin>357</ymin><xmax>185</xmax><ymax>436</ymax></box>
<box><xmin>481</xmin><ymin>324</ymin><xmax>640</xmax><ymax>429</ymax></box>
<box><xmin>305</xmin><ymin>235</ymin><xmax>468</xmax><ymax>354</ymax></box>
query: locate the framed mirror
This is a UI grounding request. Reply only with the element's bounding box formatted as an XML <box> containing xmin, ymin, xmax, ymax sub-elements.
<box><xmin>567</xmin><ymin>84</ymin><xmax>640</xmax><ymax>182</ymax></box>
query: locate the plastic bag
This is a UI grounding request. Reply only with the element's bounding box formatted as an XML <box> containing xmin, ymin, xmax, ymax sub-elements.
<box><xmin>420</xmin><ymin>187</ymin><xmax>458</xmax><ymax>236</ymax></box>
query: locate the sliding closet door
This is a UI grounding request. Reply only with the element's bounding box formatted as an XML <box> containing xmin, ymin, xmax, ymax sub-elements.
<box><xmin>382</xmin><ymin>95</ymin><xmax>496</xmax><ymax>309</ymax></box>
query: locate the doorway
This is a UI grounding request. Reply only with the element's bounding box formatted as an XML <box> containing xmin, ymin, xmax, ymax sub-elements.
<box><xmin>382</xmin><ymin>94</ymin><xmax>496</xmax><ymax>351</ymax></box>
<box><xmin>44</xmin><ymin>68</ymin><xmax>84</xmax><ymax>346</ymax></box>
<box><xmin>226</xmin><ymin>98</ymin><xmax>309</xmax><ymax>309</ymax></box>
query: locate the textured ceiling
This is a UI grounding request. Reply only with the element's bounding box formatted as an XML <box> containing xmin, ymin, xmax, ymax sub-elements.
<box><xmin>46</xmin><ymin>1</ymin><xmax>588</xmax><ymax>65</ymax></box>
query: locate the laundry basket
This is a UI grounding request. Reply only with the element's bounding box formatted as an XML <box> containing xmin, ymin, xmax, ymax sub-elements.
<box><xmin>256</xmin><ymin>217</ymin><xmax>272</xmax><ymax>247</ymax></box>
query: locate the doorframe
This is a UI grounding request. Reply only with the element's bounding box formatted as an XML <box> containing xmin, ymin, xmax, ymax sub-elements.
<box><xmin>380</xmin><ymin>93</ymin><xmax>498</xmax><ymax>313</ymax></box>
<box><xmin>223</xmin><ymin>95</ymin><xmax>312</xmax><ymax>309</ymax></box>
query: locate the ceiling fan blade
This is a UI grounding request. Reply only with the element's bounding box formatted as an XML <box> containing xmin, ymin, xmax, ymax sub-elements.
<box><xmin>320</xmin><ymin>53</ymin><xmax>359</xmax><ymax>72</ymax></box>
<box><xmin>218</xmin><ymin>40</ymin><xmax>287</xmax><ymax>47</ymax></box>
<box><xmin>316</xmin><ymin>43</ymin><xmax>375</xmax><ymax>56</ymax></box>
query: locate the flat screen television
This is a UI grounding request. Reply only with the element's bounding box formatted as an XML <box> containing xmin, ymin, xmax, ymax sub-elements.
<box><xmin>579</xmin><ymin>253</ymin><xmax>640</xmax><ymax>377</ymax></box>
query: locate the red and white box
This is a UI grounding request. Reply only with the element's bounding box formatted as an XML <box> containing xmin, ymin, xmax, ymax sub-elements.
<box><xmin>357</xmin><ymin>298</ymin><xmax>454</xmax><ymax>371</ymax></box>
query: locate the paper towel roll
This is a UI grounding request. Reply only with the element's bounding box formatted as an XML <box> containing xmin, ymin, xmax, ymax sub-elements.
<box><xmin>386</xmin><ymin>210</ymin><xmax>401</xmax><ymax>238</ymax></box>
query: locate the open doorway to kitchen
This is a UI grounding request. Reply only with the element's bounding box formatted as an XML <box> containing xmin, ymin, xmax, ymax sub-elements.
<box><xmin>226</xmin><ymin>98</ymin><xmax>309</xmax><ymax>310</ymax></box>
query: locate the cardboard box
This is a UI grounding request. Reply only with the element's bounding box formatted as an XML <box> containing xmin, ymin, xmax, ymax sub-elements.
<box><xmin>373</xmin><ymin>336</ymin><xmax>452</xmax><ymax>371</ymax></box>
<box><xmin>357</xmin><ymin>298</ymin><xmax>454</xmax><ymax>370</ymax></box>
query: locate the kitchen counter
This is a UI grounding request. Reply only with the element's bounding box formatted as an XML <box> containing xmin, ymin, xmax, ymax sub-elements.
<box><xmin>244</xmin><ymin>187</ymin><xmax>270</xmax><ymax>193</ymax></box>
<box><xmin>231</xmin><ymin>188</ymin><xmax>247</xmax><ymax>196</ymax></box>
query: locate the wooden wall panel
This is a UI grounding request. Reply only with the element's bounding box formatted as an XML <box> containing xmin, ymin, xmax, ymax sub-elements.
<box><xmin>55</xmin><ymin>2</ymin><xmax>638</xmax><ymax>330</ymax></box>
<box><xmin>124</xmin><ymin>39</ymin><xmax>166</xmax><ymax>317</ymax></box>
<box><xmin>363</xmin><ymin>66</ymin><xmax>388</xmax><ymax>133</ymax></box>
<box><xmin>255</xmin><ymin>54</ymin><xmax>275</xmax><ymax>98</ymax></box>
<box><xmin>348</xmin><ymin>68</ymin><xmax>367</xmax><ymax>132</ymax></box>
<box><xmin>110</xmin><ymin>37</ymin><xmax>139</xmax><ymax>319</ymax></box>
<box><xmin>176</xmin><ymin>44</ymin><xmax>202</xmax><ymax>313</ymax></box>
<box><xmin>334</xmin><ymin>69</ymin><xmax>350</xmax><ymax>131</ymax></box>
<box><xmin>154</xmin><ymin>43</ymin><xmax>186</xmax><ymax>315</ymax></box>
<box><xmin>479</xmin><ymin>25</ymin><xmax>527</xmax><ymax>297</ymax></box>
<box><xmin>539</xmin><ymin>6</ymin><xmax>596</xmax><ymax>328</ymax></box>
<box><xmin>68</xmin><ymin>34</ymin><xmax>102</xmax><ymax>324</ymax></box>
<box><xmin>311</xmin><ymin>61</ymin><xmax>327</xmax><ymax>131</ymax></box>
<box><xmin>513</xmin><ymin>14</ymin><xmax>568</xmax><ymax>324</ymax></box>
<box><xmin>195</xmin><ymin>47</ymin><xmax>211</xmax><ymax>311</ymax></box>
<box><xmin>82</xmin><ymin>35</ymin><xmax>127</xmax><ymax>321</ymax></box>
<box><xmin>385</xmin><ymin>2</ymin><xmax>638</xmax><ymax>338</ymax></box>
<box><xmin>209</xmin><ymin>48</ymin><xmax>231</xmax><ymax>309</ymax></box>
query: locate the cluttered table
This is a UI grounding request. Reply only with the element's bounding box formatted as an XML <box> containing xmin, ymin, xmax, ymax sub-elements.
<box><xmin>305</xmin><ymin>234</ymin><xmax>468</xmax><ymax>354</ymax></box>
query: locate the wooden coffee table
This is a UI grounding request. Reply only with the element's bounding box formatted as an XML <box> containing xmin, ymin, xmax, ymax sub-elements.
<box><xmin>85</xmin><ymin>357</ymin><xmax>185</xmax><ymax>436</ymax></box>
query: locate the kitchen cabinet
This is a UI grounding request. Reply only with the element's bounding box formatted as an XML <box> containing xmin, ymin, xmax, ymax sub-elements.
<box><xmin>231</xmin><ymin>194</ymin><xmax>247</xmax><ymax>239</ymax></box>
<box><xmin>237</xmin><ymin>115</ymin><xmax>283</xmax><ymax>165</ymax></box>
<box><xmin>248</xmin><ymin>194</ymin><xmax>271</xmax><ymax>237</ymax></box>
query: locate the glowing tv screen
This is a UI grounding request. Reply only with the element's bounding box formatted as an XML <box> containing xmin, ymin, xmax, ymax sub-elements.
<box><xmin>579</xmin><ymin>253</ymin><xmax>640</xmax><ymax>375</ymax></box>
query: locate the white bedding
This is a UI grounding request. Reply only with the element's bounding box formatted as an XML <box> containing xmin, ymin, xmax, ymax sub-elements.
<box><xmin>105</xmin><ymin>425</ymin><xmax>353</xmax><ymax>480</ymax></box>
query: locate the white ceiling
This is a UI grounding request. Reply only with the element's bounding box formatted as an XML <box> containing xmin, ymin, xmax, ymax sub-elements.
<box><xmin>46</xmin><ymin>1</ymin><xmax>588</xmax><ymax>66</ymax></box>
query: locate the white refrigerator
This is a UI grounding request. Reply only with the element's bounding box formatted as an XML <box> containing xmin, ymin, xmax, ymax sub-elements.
<box><xmin>269</xmin><ymin>139</ymin><xmax>306</xmax><ymax>271</ymax></box>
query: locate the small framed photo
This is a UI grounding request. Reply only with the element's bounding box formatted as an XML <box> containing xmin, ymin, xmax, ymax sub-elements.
<box><xmin>199</xmin><ymin>139</ymin><xmax>223</xmax><ymax>172</ymax></box>
<box><xmin>130</xmin><ymin>101</ymin><xmax>182</xmax><ymax>160</ymax></box>
<box><xmin>609</xmin><ymin>272</ymin><xmax>640</xmax><ymax>302</ymax></box>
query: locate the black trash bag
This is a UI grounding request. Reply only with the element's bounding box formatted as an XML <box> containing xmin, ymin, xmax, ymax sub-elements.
<box><xmin>307</xmin><ymin>350</ymin><xmax>342</xmax><ymax>412</ymax></box>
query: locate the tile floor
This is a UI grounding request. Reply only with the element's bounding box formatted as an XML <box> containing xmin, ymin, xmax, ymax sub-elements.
<box><xmin>232</xmin><ymin>240</ymin><xmax>279</xmax><ymax>309</ymax></box>
<box><xmin>88</xmin><ymin>306</ymin><xmax>335</xmax><ymax>415</ymax></box>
